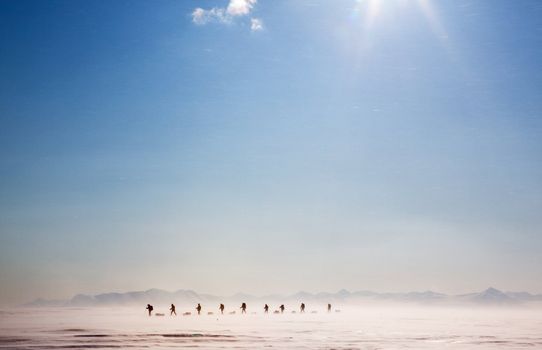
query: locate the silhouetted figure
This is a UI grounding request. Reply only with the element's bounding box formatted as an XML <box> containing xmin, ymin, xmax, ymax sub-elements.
<box><xmin>300</xmin><ymin>303</ymin><xmax>305</xmax><ymax>313</ymax></box>
<box><xmin>170</xmin><ymin>304</ymin><xmax>176</xmax><ymax>316</ymax></box>
<box><xmin>279</xmin><ymin>304</ymin><xmax>285</xmax><ymax>314</ymax></box>
<box><xmin>196</xmin><ymin>303</ymin><xmax>202</xmax><ymax>315</ymax></box>
<box><xmin>146</xmin><ymin>304</ymin><xmax>154</xmax><ymax>316</ymax></box>
<box><xmin>240</xmin><ymin>302</ymin><xmax>247</xmax><ymax>314</ymax></box>
<box><xmin>327</xmin><ymin>303</ymin><xmax>331</xmax><ymax>313</ymax></box>
<box><xmin>264</xmin><ymin>304</ymin><xmax>269</xmax><ymax>313</ymax></box>
<box><xmin>219</xmin><ymin>303</ymin><xmax>225</xmax><ymax>314</ymax></box>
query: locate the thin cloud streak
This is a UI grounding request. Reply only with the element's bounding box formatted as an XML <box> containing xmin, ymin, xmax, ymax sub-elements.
<box><xmin>192</xmin><ymin>0</ymin><xmax>259</xmax><ymax>29</ymax></box>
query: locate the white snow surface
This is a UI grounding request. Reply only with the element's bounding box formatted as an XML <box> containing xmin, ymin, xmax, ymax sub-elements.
<box><xmin>1</xmin><ymin>305</ymin><xmax>541</xmax><ymax>349</ymax></box>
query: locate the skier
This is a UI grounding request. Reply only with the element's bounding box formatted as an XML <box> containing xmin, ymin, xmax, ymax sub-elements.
<box><xmin>146</xmin><ymin>304</ymin><xmax>154</xmax><ymax>316</ymax></box>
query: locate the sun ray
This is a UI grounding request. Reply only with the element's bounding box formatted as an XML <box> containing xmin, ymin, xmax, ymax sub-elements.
<box><xmin>365</xmin><ymin>0</ymin><xmax>381</xmax><ymax>31</ymax></box>
<box><xmin>352</xmin><ymin>0</ymin><xmax>454</xmax><ymax>56</ymax></box>
<box><xmin>416</xmin><ymin>0</ymin><xmax>449</xmax><ymax>45</ymax></box>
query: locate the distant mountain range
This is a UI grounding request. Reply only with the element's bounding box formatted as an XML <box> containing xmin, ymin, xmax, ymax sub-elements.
<box><xmin>24</xmin><ymin>287</ymin><xmax>542</xmax><ymax>307</ymax></box>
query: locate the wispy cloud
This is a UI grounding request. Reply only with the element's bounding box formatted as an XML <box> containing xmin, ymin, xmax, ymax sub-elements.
<box><xmin>192</xmin><ymin>0</ymin><xmax>262</xmax><ymax>31</ymax></box>
<box><xmin>192</xmin><ymin>7</ymin><xmax>228</xmax><ymax>25</ymax></box>
<box><xmin>250</xmin><ymin>18</ymin><xmax>263</xmax><ymax>32</ymax></box>
<box><xmin>227</xmin><ymin>0</ymin><xmax>256</xmax><ymax>16</ymax></box>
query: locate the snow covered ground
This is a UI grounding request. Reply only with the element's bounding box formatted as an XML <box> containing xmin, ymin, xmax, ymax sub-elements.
<box><xmin>1</xmin><ymin>305</ymin><xmax>541</xmax><ymax>349</ymax></box>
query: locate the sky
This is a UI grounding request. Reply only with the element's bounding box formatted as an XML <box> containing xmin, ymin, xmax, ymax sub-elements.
<box><xmin>0</xmin><ymin>0</ymin><xmax>541</xmax><ymax>306</ymax></box>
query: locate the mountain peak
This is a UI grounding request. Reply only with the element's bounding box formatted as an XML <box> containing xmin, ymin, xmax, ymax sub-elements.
<box><xmin>470</xmin><ymin>287</ymin><xmax>514</xmax><ymax>303</ymax></box>
<box><xmin>483</xmin><ymin>287</ymin><xmax>502</xmax><ymax>294</ymax></box>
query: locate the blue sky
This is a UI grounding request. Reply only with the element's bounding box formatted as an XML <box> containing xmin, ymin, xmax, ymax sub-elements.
<box><xmin>1</xmin><ymin>0</ymin><xmax>541</xmax><ymax>305</ymax></box>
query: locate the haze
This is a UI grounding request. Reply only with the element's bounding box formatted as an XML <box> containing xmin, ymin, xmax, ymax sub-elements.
<box><xmin>1</xmin><ymin>0</ymin><xmax>541</xmax><ymax>307</ymax></box>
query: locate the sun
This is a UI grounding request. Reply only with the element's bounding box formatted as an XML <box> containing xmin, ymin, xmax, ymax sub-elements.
<box><xmin>353</xmin><ymin>0</ymin><xmax>448</xmax><ymax>41</ymax></box>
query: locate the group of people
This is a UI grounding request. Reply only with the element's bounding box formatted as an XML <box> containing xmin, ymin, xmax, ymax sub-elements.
<box><xmin>146</xmin><ymin>303</ymin><xmax>333</xmax><ymax>316</ymax></box>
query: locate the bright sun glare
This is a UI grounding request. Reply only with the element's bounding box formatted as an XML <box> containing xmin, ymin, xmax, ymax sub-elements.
<box><xmin>354</xmin><ymin>0</ymin><xmax>448</xmax><ymax>41</ymax></box>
